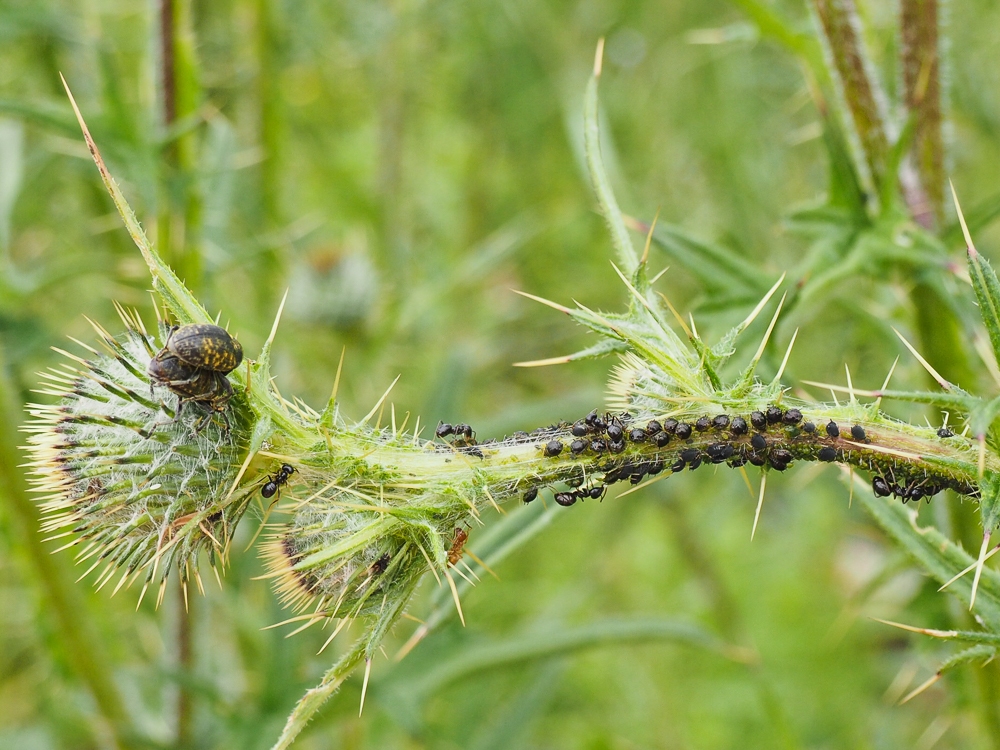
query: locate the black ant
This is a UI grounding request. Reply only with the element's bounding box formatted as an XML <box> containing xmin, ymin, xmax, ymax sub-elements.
<box><xmin>261</xmin><ymin>463</ymin><xmax>296</xmax><ymax>499</ymax></box>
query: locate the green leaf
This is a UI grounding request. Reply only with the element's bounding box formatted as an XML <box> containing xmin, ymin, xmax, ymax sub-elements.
<box><xmin>967</xmin><ymin>244</ymin><xmax>1000</xmax><ymax>372</ymax></box>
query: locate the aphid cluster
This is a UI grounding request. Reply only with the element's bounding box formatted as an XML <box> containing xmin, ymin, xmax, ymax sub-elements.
<box><xmin>521</xmin><ymin>404</ymin><xmax>977</xmax><ymax>509</ymax></box>
<box><xmin>147</xmin><ymin>323</ymin><xmax>243</xmax><ymax>429</ymax></box>
<box><xmin>261</xmin><ymin>463</ymin><xmax>296</xmax><ymax>499</ymax></box>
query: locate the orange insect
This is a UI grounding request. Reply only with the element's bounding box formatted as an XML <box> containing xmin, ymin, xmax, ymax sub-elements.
<box><xmin>447</xmin><ymin>528</ymin><xmax>469</xmax><ymax>567</ymax></box>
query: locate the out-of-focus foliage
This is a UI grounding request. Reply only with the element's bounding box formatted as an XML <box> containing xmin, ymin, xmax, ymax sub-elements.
<box><xmin>4</xmin><ymin>0</ymin><xmax>1000</xmax><ymax>748</ymax></box>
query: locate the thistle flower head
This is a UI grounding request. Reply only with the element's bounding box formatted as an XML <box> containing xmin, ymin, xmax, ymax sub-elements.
<box><xmin>22</xmin><ymin>307</ymin><xmax>255</xmax><ymax>598</ymax></box>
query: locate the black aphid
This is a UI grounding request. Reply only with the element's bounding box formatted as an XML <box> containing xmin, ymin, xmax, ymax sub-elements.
<box><xmin>937</xmin><ymin>427</ymin><xmax>954</xmax><ymax>438</ymax></box>
<box><xmin>712</xmin><ymin>414</ymin><xmax>730</xmax><ymax>430</ymax></box>
<box><xmin>572</xmin><ymin>422</ymin><xmax>588</xmax><ymax>437</ymax></box>
<box><xmin>750</xmin><ymin>434</ymin><xmax>767</xmax><ymax>452</ymax></box>
<box><xmin>523</xmin><ymin>487</ymin><xmax>538</xmax><ymax>503</ymax></box>
<box><xmin>629</xmin><ymin>428</ymin><xmax>647</xmax><ymax>442</ymax></box>
<box><xmin>782</xmin><ymin>409</ymin><xmax>802</xmax><ymax>425</ymax></box>
<box><xmin>543</xmin><ymin>440</ymin><xmax>563</xmax><ymax>457</ymax></box>
<box><xmin>679</xmin><ymin>448</ymin><xmax>701</xmax><ymax>463</ymax></box>
<box><xmin>606</xmin><ymin>423</ymin><xmax>624</xmax><ymax>442</ymax></box>
<box><xmin>646</xmin><ymin>420</ymin><xmax>662</xmax><ymax>435</ymax></box>
<box><xmin>662</xmin><ymin>419</ymin><xmax>679</xmax><ymax>434</ymax></box>
<box><xmin>771</xmin><ymin>449</ymin><xmax>793</xmax><ymax>465</ymax></box>
<box><xmin>850</xmin><ymin>424</ymin><xmax>866</xmax><ymax>441</ymax></box>
<box><xmin>675</xmin><ymin>423</ymin><xmax>693</xmax><ymax>440</ymax></box>
<box><xmin>570</xmin><ymin>439</ymin><xmax>588</xmax><ymax>454</ymax></box>
<box><xmin>802</xmin><ymin>422</ymin><xmax>816</xmax><ymax>433</ymax></box>
<box><xmin>609</xmin><ymin>440</ymin><xmax>626</xmax><ymax>454</ymax></box>
<box><xmin>695</xmin><ymin>417</ymin><xmax>711</xmax><ymax>432</ymax></box>
<box><xmin>687</xmin><ymin>458</ymin><xmax>703</xmax><ymax>470</ymax></box>
<box><xmin>748</xmin><ymin>453</ymin><xmax>766</xmax><ymax>466</ymax></box>
<box><xmin>670</xmin><ymin>458</ymin><xmax>686</xmax><ymax>472</ymax></box>
<box><xmin>750</xmin><ymin>411</ymin><xmax>767</xmax><ymax>431</ymax></box>
<box><xmin>648</xmin><ymin>461</ymin><xmax>665</xmax><ymax>475</ymax></box>
<box><xmin>818</xmin><ymin>446</ymin><xmax>837</xmax><ymax>462</ymax></box>
<box><xmin>655</xmin><ymin>432</ymin><xmax>671</xmax><ymax>448</ymax></box>
<box><xmin>826</xmin><ymin>421</ymin><xmax>840</xmax><ymax>438</ymax></box>
<box><xmin>730</xmin><ymin>417</ymin><xmax>748</xmax><ymax>436</ymax></box>
<box><xmin>765</xmin><ymin>406</ymin><xmax>783</xmax><ymax>424</ymax></box>
<box><xmin>591</xmin><ymin>439</ymin><xmax>607</xmax><ymax>453</ymax></box>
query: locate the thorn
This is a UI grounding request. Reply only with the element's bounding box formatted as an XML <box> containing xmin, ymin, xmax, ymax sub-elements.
<box><xmin>939</xmin><ymin>543</ymin><xmax>1000</xmax><ymax>591</ymax></box>
<box><xmin>893</xmin><ymin>328</ymin><xmax>952</xmax><ymax>391</ymax></box>
<box><xmin>752</xmin><ymin>474</ymin><xmax>767</xmax><ymax>541</ymax></box>
<box><xmin>971</xmin><ymin>531</ymin><xmax>991</xmax><ymax>611</ymax></box>
<box><xmin>395</xmin><ymin>623</ymin><xmax>429</xmax><ymax>662</ymax></box>
<box><xmin>512</xmin><ymin>354</ymin><xmax>575</xmax><ymax>368</ymax></box>
<box><xmin>330</xmin><ymin>346</ymin><xmax>347</xmax><ymax>408</ymax></box>
<box><xmin>871</xmin><ymin>618</ymin><xmax>958</xmax><ymax>639</ymax></box>
<box><xmin>950</xmin><ymin>181</ymin><xmax>976</xmax><ymax>254</ymax></box>
<box><xmin>640</xmin><ymin>209</ymin><xmax>659</xmax><ymax>266</ymax></box>
<box><xmin>875</xmin><ymin>357</ymin><xmax>899</xmax><ymax>410</ymax></box>
<box><xmin>900</xmin><ymin>673</ymin><xmax>941</xmax><ymax>704</ymax></box>
<box><xmin>845</xmin><ymin>363</ymin><xmax>856</xmax><ymax>403</ymax></box>
<box><xmin>738</xmin><ymin>466</ymin><xmax>755</xmax><ymax>499</ymax></box>
<box><xmin>737</xmin><ymin>273</ymin><xmax>786</xmax><ymax>331</ymax></box>
<box><xmin>656</xmin><ymin>292</ymin><xmax>693</xmax><ymax>338</ymax></box>
<box><xmin>444</xmin><ymin>568</ymin><xmax>465</xmax><ymax>626</ymax></box>
<box><xmin>511</xmin><ymin>289</ymin><xmax>572</xmax><ymax>314</ymax></box>
<box><xmin>750</xmin><ymin>294</ymin><xmax>787</xmax><ymax>371</ymax></box>
<box><xmin>359</xmin><ymin>658</ymin><xmax>372</xmax><ymax>717</ymax></box>
<box><xmin>265</xmin><ymin>288</ymin><xmax>289</xmax><ymax>350</ymax></box>
<box><xmin>594</xmin><ymin>38</ymin><xmax>605</xmax><ymax>78</ymax></box>
<box><xmin>464</xmin><ymin>548</ymin><xmax>500</xmax><ymax>581</ymax></box>
<box><xmin>360</xmin><ymin>375</ymin><xmax>401</xmax><ymax>425</ymax></box>
<box><xmin>772</xmin><ymin>328</ymin><xmax>798</xmax><ymax>384</ymax></box>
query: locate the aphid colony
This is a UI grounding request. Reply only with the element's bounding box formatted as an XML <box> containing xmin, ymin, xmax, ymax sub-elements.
<box><xmin>511</xmin><ymin>406</ymin><xmax>975</xmax><ymax>508</ymax></box>
<box><xmin>147</xmin><ymin>323</ymin><xmax>243</xmax><ymax>429</ymax></box>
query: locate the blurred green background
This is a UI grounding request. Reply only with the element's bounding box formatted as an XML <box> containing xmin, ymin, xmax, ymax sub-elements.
<box><xmin>4</xmin><ymin>0</ymin><xmax>1000</xmax><ymax>748</ymax></box>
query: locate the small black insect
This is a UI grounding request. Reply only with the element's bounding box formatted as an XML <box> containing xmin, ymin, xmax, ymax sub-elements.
<box><xmin>730</xmin><ymin>417</ymin><xmax>748</xmax><ymax>436</ymax></box>
<box><xmin>802</xmin><ymin>422</ymin><xmax>816</xmax><ymax>434</ymax></box>
<box><xmin>782</xmin><ymin>409</ymin><xmax>803</xmax><ymax>425</ymax></box>
<box><xmin>606</xmin><ymin>423</ymin><xmax>624</xmax><ymax>442</ymax></box>
<box><xmin>765</xmin><ymin>406</ymin><xmax>783</xmax><ymax>424</ymax></box>
<box><xmin>706</xmin><ymin>443</ymin><xmax>734</xmax><ymax>463</ymax></box>
<box><xmin>370</xmin><ymin>553</ymin><xmax>391</xmax><ymax>575</ymax></box>
<box><xmin>589</xmin><ymin>486</ymin><xmax>606</xmax><ymax>499</ymax></box>
<box><xmin>260</xmin><ymin>463</ymin><xmax>296</xmax><ymax>499</ymax></box>
<box><xmin>570</xmin><ymin>439</ymin><xmax>588</xmax><ymax>454</ymax></box>
<box><xmin>554</xmin><ymin>492</ymin><xmax>577</xmax><ymax>507</ymax></box>
<box><xmin>646</xmin><ymin>420</ymin><xmax>662</xmax><ymax>435</ymax></box>
<box><xmin>770</xmin><ymin>449</ymin><xmax>793</xmax><ymax>465</ymax></box>
<box><xmin>572</xmin><ymin>422</ymin><xmax>588</xmax><ymax>437</ymax></box>
<box><xmin>680</xmin><ymin>448</ymin><xmax>701</xmax><ymax>463</ymax></box>
<box><xmin>629</xmin><ymin>428</ymin><xmax>647</xmax><ymax>442</ymax></box>
<box><xmin>750</xmin><ymin>434</ymin><xmax>767</xmax><ymax>452</ymax></box>
<box><xmin>687</xmin><ymin>457</ymin><xmax>703</xmax><ymax>470</ymax></box>
<box><xmin>662</xmin><ymin>419</ymin><xmax>679</xmax><ymax>434</ymax></box>
<box><xmin>712</xmin><ymin>414</ymin><xmax>730</xmax><ymax>430</ymax></box>
<box><xmin>695</xmin><ymin>417</ymin><xmax>711</xmax><ymax>432</ymax></box>
<box><xmin>648</xmin><ymin>461</ymin><xmax>665</xmax><ymax>475</ymax></box>
<box><xmin>670</xmin><ymin>458</ymin><xmax>686</xmax><ymax>472</ymax></box>
<box><xmin>654</xmin><ymin>432</ymin><xmax>671</xmax><ymax>448</ymax></box>
<box><xmin>750</xmin><ymin>411</ymin><xmax>767</xmax><ymax>431</ymax></box>
<box><xmin>590</xmin><ymin>439</ymin><xmax>607</xmax><ymax>453</ymax></box>
<box><xmin>513</xmin><ymin>430</ymin><xmax>530</xmax><ymax>441</ymax></box>
<box><xmin>908</xmin><ymin>486</ymin><xmax>926</xmax><ymax>502</ymax></box>
<box><xmin>543</xmin><ymin>440</ymin><xmax>563</xmax><ymax>457</ymax></box>
<box><xmin>748</xmin><ymin>453</ymin><xmax>766</xmax><ymax>467</ymax></box>
<box><xmin>872</xmin><ymin>476</ymin><xmax>891</xmax><ymax>497</ymax></box>
<box><xmin>454</xmin><ymin>423</ymin><xmax>474</xmax><ymax>440</ymax></box>
<box><xmin>675</xmin><ymin>423</ymin><xmax>693</xmax><ymax>440</ymax></box>
<box><xmin>850</xmin><ymin>424</ymin><xmax>866</xmax><ymax>441</ymax></box>
<box><xmin>148</xmin><ymin>353</ymin><xmax>235</xmax><ymax>430</ymax></box>
<box><xmin>937</xmin><ymin>427</ymin><xmax>954</xmax><ymax>438</ymax></box>
<box><xmin>523</xmin><ymin>487</ymin><xmax>538</xmax><ymax>504</ymax></box>
<box><xmin>609</xmin><ymin>440</ymin><xmax>626</xmax><ymax>454</ymax></box>
<box><xmin>818</xmin><ymin>446</ymin><xmax>837</xmax><ymax>462</ymax></box>
<box><xmin>435</xmin><ymin>422</ymin><xmax>454</xmax><ymax>438</ymax></box>
<box><xmin>826</xmin><ymin>421</ymin><xmax>840</xmax><ymax>438</ymax></box>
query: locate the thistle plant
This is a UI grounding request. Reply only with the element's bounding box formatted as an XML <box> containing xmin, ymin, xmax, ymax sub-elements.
<box><xmin>18</xmin><ymin>32</ymin><xmax>1000</xmax><ymax>750</ymax></box>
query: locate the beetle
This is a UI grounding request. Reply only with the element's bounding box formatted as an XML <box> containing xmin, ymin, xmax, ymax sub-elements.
<box><xmin>149</xmin><ymin>353</ymin><xmax>235</xmax><ymax>431</ymax></box>
<box><xmin>161</xmin><ymin>323</ymin><xmax>243</xmax><ymax>374</ymax></box>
